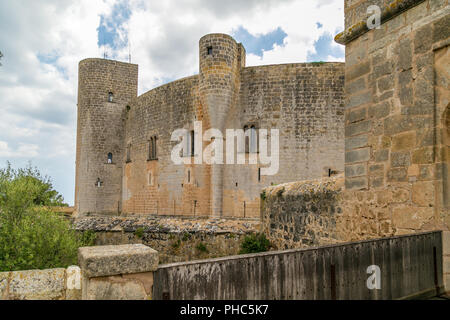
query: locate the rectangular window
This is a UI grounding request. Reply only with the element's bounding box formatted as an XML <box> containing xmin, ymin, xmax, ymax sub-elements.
<box><xmin>152</xmin><ymin>136</ymin><xmax>157</xmax><ymax>160</ymax></box>
<box><xmin>207</xmin><ymin>46</ymin><xmax>213</xmax><ymax>55</ymax></box>
<box><xmin>148</xmin><ymin>137</ymin><xmax>157</xmax><ymax>160</ymax></box>
<box><xmin>190</xmin><ymin>131</ymin><xmax>195</xmax><ymax>156</ymax></box>
<box><xmin>126</xmin><ymin>144</ymin><xmax>131</xmax><ymax>163</ymax></box>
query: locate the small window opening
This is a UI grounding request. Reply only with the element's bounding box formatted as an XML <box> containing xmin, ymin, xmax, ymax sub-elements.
<box><xmin>107</xmin><ymin>153</ymin><xmax>113</xmax><ymax>164</ymax></box>
<box><xmin>188</xmin><ymin>169</ymin><xmax>191</xmax><ymax>183</ymax></box>
<box><xmin>108</xmin><ymin>92</ymin><xmax>114</xmax><ymax>103</ymax></box>
<box><xmin>258</xmin><ymin>168</ymin><xmax>261</xmax><ymax>182</ymax></box>
<box><xmin>96</xmin><ymin>178</ymin><xmax>102</xmax><ymax>188</ymax></box>
<box><xmin>207</xmin><ymin>46</ymin><xmax>213</xmax><ymax>55</ymax></box>
<box><xmin>244</xmin><ymin>125</ymin><xmax>249</xmax><ymax>153</ymax></box>
<box><xmin>148</xmin><ymin>137</ymin><xmax>157</xmax><ymax>160</ymax></box>
<box><xmin>190</xmin><ymin>131</ymin><xmax>195</xmax><ymax>156</ymax></box>
<box><xmin>152</xmin><ymin>136</ymin><xmax>157</xmax><ymax>159</ymax></box>
<box><xmin>250</xmin><ymin>125</ymin><xmax>258</xmax><ymax>153</ymax></box>
<box><xmin>126</xmin><ymin>144</ymin><xmax>131</xmax><ymax>163</ymax></box>
<box><xmin>147</xmin><ymin>137</ymin><xmax>153</xmax><ymax>160</ymax></box>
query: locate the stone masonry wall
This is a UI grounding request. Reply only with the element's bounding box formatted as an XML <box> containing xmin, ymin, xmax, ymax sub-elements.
<box><xmin>340</xmin><ymin>0</ymin><xmax>449</xmax><ymax>238</ymax></box>
<box><xmin>261</xmin><ymin>0</ymin><xmax>449</xmax><ymax>249</ymax></box>
<box><xmin>74</xmin><ymin>216</ymin><xmax>259</xmax><ymax>264</ymax></box>
<box><xmin>0</xmin><ymin>267</ymin><xmax>81</xmax><ymax>300</ymax></box>
<box><xmin>222</xmin><ymin>63</ymin><xmax>345</xmax><ymax>219</ymax></box>
<box><xmin>261</xmin><ymin>176</ymin><xmax>345</xmax><ymax>250</ymax></box>
<box><xmin>76</xmin><ymin>59</ymin><xmax>138</xmax><ymax>216</ymax></box>
<box><xmin>121</xmin><ymin>45</ymin><xmax>345</xmax><ymax>218</ymax></box>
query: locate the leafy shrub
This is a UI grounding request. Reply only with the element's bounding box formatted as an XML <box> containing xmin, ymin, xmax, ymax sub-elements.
<box><xmin>196</xmin><ymin>242</ymin><xmax>208</xmax><ymax>253</ymax></box>
<box><xmin>0</xmin><ymin>208</ymin><xmax>96</xmax><ymax>271</ymax></box>
<box><xmin>260</xmin><ymin>190</ymin><xmax>267</xmax><ymax>201</ymax></box>
<box><xmin>134</xmin><ymin>227</ymin><xmax>145</xmax><ymax>239</ymax></box>
<box><xmin>171</xmin><ymin>239</ymin><xmax>181</xmax><ymax>249</ymax></box>
<box><xmin>182</xmin><ymin>232</ymin><xmax>192</xmax><ymax>241</ymax></box>
<box><xmin>239</xmin><ymin>233</ymin><xmax>271</xmax><ymax>254</ymax></box>
<box><xmin>0</xmin><ymin>162</ymin><xmax>95</xmax><ymax>272</ymax></box>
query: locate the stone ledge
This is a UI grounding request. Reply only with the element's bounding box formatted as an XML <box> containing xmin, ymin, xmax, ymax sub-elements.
<box><xmin>335</xmin><ymin>0</ymin><xmax>426</xmax><ymax>45</ymax></box>
<box><xmin>74</xmin><ymin>216</ymin><xmax>259</xmax><ymax>234</ymax></box>
<box><xmin>78</xmin><ymin>244</ymin><xmax>159</xmax><ymax>278</ymax></box>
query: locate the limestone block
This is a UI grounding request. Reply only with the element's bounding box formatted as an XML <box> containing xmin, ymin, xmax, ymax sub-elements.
<box><xmin>0</xmin><ymin>272</ymin><xmax>9</xmax><ymax>300</ymax></box>
<box><xmin>78</xmin><ymin>244</ymin><xmax>159</xmax><ymax>278</ymax></box>
<box><xmin>8</xmin><ymin>269</ymin><xmax>66</xmax><ymax>300</ymax></box>
<box><xmin>66</xmin><ymin>266</ymin><xmax>82</xmax><ymax>300</ymax></box>
<box><xmin>392</xmin><ymin>207</ymin><xmax>434</xmax><ymax>230</ymax></box>
<box><xmin>392</xmin><ymin>131</ymin><xmax>416</xmax><ymax>152</ymax></box>
<box><xmin>412</xmin><ymin>181</ymin><xmax>435</xmax><ymax>207</ymax></box>
<box><xmin>443</xmin><ymin>231</ymin><xmax>450</xmax><ymax>256</ymax></box>
<box><xmin>84</xmin><ymin>275</ymin><xmax>151</xmax><ymax>300</ymax></box>
<box><xmin>444</xmin><ymin>274</ymin><xmax>450</xmax><ymax>294</ymax></box>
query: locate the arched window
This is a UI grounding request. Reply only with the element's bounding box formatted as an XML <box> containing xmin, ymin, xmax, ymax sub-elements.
<box><xmin>108</xmin><ymin>92</ymin><xmax>114</xmax><ymax>103</ymax></box>
<box><xmin>107</xmin><ymin>153</ymin><xmax>113</xmax><ymax>164</ymax></box>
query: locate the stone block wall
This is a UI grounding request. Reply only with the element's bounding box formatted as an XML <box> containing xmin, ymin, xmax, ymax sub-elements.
<box><xmin>0</xmin><ymin>266</ymin><xmax>81</xmax><ymax>300</ymax></box>
<box><xmin>153</xmin><ymin>231</ymin><xmax>444</xmax><ymax>300</ymax></box>
<box><xmin>77</xmin><ymin>33</ymin><xmax>345</xmax><ymax>219</ymax></box>
<box><xmin>121</xmin><ymin>60</ymin><xmax>345</xmax><ymax>219</ymax></box>
<box><xmin>336</xmin><ymin>0</ymin><xmax>449</xmax><ymax>237</ymax></box>
<box><xmin>261</xmin><ymin>176</ymin><xmax>345</xmax><ymax>250</ymax></box>
<box><xmin>74</xmin><ymin>216</ymin><xmax>259</xmax><ymax>264</ymax></box>
<box><xmin>222</xmin><ymin>62</ymin><xmax>345</xmax><ymax>219</ymax></box>
<box><xmin>444</xmin><ymin>231</ymin><xmax>450</xmax><ymax>293</ymax></box>
<box><xmin>76</xmin><ymin>59</ymin><xmax>138</xmax><ymax>216</ymax></box>
<box><xmin>78</xmin><ymin>244</ymin><xmax>158</xmax><ymax>300</ymax></box>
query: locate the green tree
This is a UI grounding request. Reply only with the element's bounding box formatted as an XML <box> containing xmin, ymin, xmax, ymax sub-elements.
<box><xmin>0</xmin><ymin>162</ymin><xmax>95</xmax><ymax>271</ymax></box>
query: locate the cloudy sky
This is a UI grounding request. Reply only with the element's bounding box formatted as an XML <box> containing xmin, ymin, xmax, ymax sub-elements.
<box><xmin>0</xmin><ymin>0</ymin><xmax>345</xmax><ymax>206</ymax></box>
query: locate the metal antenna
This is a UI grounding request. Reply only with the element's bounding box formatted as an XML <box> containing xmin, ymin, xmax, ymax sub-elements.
<box><xmin>128</xmin><ymin>1</ymin><xmax>132</xmax><ymax>63</ymax></box>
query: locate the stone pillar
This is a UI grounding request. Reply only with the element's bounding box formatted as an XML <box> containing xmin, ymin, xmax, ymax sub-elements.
<box><xmin>78</xmin><ymin>244</ymin><xmax>159</xmax><ymax>300</ymax></box>
<box><xmin>444</xmin><ymin>231</ymin><xmax>450</xmax><ymax>294</ymax></box>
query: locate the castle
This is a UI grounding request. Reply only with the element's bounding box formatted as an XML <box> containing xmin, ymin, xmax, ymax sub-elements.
<box><xmin>75</xmin><ymin>34</ymin><xmax>345</xmax><ymax>218</ymax></box>
<box><xmin>75</xmin><ymin>0</ymin><xmax>448</xmax><ymax>248</ymax></box>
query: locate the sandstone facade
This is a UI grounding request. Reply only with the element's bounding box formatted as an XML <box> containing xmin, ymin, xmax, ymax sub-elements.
<box><xmin>262</xmin><ymin>0</ymin><xmax>449</xmax><ymax>249</ymax></box>
<box><xmin>75</xmin><ymin>33</ymin><xmax>345</xmax><ymax>219</ymax></box>
<box><xmin>337</xmin><ymin>0</ymin><xmax>449</xmax><ymax>237</ymax></box>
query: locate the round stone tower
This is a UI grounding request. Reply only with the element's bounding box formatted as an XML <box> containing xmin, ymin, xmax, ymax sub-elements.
<box><xmin>75</xmin><ymin>58</ymin><xmax>138</xmax><ymax>216</ymax></box>
<box><xmin>199</xmin><ymin>34</ymin><xmax>246</xmax><ymax>216</ymax></box>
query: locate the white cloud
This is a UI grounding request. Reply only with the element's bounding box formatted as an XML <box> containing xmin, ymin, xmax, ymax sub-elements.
<box><xmin>0</xmin><ymin>141</ymin><xmax>39</xmax><ymax>158</ymax></box>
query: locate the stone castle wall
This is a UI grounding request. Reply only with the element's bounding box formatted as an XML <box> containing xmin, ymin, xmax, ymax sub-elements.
<box><xmin>76</xmin><ymin>59</ymin><xmax>138</xmax><ymax>215</ymax></box>
<box><xmin>115</xmin><ymin>34</ymin><xmax>345</xmax><ymax>218</ymax></box>
<box><xmin>262</xmin><ymin>0</ymin><xmax>449</xmax><ymax>249</ymax></box>
<box><xmin>261</xmin><ymin>177</ymin><xmax>345</xmax><ymax>250</ymax></box>
<box><xmin>74</xmin><ymin>216</ymin><xmax>259</xmax><ymax>264</ymax></box>
<box><xmin>222</xmin><ymin>63</ymin><xmax>345</xmax><ymax>218</ymax></box>
<box><xmin>339</xmin><ymin>0</ymin><xmax>449</xmax><ymax>237</ymax></box>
